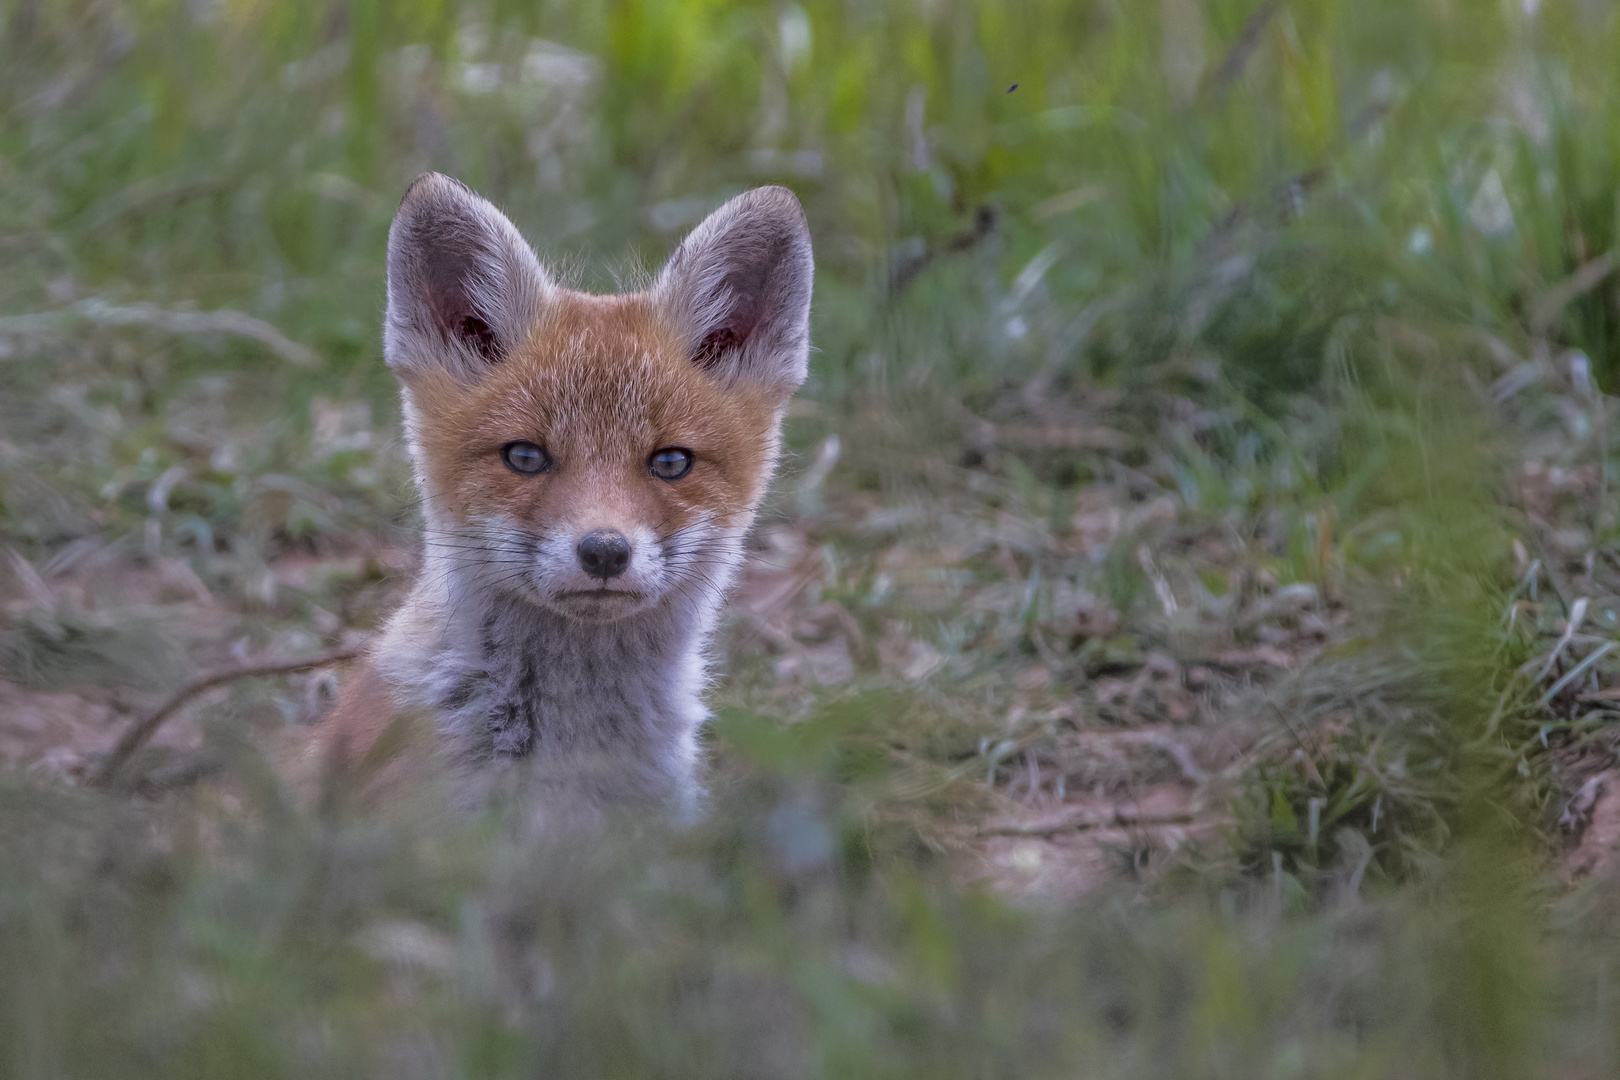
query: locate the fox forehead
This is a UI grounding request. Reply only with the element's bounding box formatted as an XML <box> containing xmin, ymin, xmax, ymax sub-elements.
<box><xmin>405</xmin><ymin>290</ymin><xmax>780</xmax><ymax>523</ymax></box>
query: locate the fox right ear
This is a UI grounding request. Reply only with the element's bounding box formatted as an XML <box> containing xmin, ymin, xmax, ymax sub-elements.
<box><xmin>384</xmin><ymin>173</ymin><xmax>551</xmax><ymax>380</ymax></box>
<box><xmin>654</xmin><ymin>186</ymin><xmax>814</xmax><ymax>398</ymax></box>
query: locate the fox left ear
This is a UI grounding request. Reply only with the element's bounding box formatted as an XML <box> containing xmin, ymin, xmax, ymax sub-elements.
<box><xmin>384</xmin><ymin>173</ymin><xmax>552</xmax><ymax>380</ymax></box>
<box><xmin>654</xmin><ymin>186</ymin><xmax>814</xmax><ymax>397</ymax></box>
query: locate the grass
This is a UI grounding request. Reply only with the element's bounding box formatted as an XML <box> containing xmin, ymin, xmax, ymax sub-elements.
<box><xmin>3</xmin><ymin>0</ymin><xmax>1620</xmax><ymax>1075</ymax></box>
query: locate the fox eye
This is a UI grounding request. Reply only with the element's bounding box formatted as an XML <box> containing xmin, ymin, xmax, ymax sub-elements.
<box><xmin>501</xmin><ymin>441</ymin><xmax>552</xmax><ymax>475</ymax></box>
<box><xmin>648</xmin><ymin>447</ymin><xmax>694</xmax><ymax>481</ymax></box>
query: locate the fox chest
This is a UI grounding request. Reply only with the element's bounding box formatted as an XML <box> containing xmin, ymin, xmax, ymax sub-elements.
<box><xmin>434</xmin><ymin>623</ymin><xmax>693</xmax><ymax>761</ymax></box>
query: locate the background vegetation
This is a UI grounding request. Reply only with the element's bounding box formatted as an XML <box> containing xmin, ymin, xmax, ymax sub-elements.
<box><xmin>3</xmin><ymin>0</ymin><xmax>1620</xmax><ymax>1075</ymax></box>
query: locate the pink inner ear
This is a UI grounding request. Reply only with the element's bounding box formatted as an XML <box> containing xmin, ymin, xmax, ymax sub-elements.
<box><xmin>457</xmin><ymin>314</ymin><xmax>502</xmax><ymax>363</ymax></box>
<box><xmin>694</xmin><ymin>325</ymin><xmax>744</xmax><ymax>368</ymax></box>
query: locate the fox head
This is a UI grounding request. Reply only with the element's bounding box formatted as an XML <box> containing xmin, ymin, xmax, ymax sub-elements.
<box><xmin>383</xmin><ymin>174</ymin><xmax>812</xmax><ymax>623</ymax></box>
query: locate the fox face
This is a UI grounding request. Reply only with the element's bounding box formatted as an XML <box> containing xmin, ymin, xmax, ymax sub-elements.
<box><xmin>403</xmin><ymin>296</ymin><xmax>782</xmax><ymax>620</ymax></box>
<box><xmin>383</xmin><ymin>175</ymin><xmax>812</xmax><ymax>626</ymax></box>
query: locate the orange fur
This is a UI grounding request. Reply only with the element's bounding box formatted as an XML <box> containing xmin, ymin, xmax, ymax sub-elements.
<box><xmin>301</xmin><ymin>176</ymin><xmax>812</xmax><ymax>807</ymax></box>
<box><xmin>318</xmin><ymin>659</ymin><xmax>397</xmax><ymax>765</ymax></box>
<box><xmin>405</xmin><ymin>293</ymin><xmax>777</xmax><ymax>543</ymax></box>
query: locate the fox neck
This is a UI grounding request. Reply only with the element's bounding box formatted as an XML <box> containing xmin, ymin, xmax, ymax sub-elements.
<box><xmin>384</xmin><ymin>516</ymin><xmax>743</xmax><ymax>808</ymax></box>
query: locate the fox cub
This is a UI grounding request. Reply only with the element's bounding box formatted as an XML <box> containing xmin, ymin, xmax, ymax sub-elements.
<box><xmin>321</xmin><ymin>174</ymin><xmax>813</xmax><ymax>815</ymax></box>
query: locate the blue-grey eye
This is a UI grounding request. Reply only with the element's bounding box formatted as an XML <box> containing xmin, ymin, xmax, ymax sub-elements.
<box><xmin>501</xmin><ymin>441</ymin><xmax>551</xmax><ymax>475</ymax></box>
<box><xmin>649</xmin><ymin>447</ymin><xmax>694</xmax><ymax>481</ymax></box>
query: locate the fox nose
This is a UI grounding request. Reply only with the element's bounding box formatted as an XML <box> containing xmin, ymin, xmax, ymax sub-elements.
<box><xmin>576</xmin><ymin>529</ymin><xmax>631</xmax><ymax>581</ymax></box>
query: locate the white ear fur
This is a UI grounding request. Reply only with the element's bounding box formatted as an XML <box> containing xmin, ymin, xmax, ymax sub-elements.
<box><xmin>384</xmin><ymin>173</ymin><xmax>552</xmax><ymax>379</ymax></box>
<box><xmin>653</xmin><ymin>186</ymin><xmax>814</xmax><ymax>397</ymax></box>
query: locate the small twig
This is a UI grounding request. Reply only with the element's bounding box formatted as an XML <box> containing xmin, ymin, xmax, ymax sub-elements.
<box><xmin>1530</xmin><ymin>252</ymin><xmax>1617</xmax><ymax>334</ymax></box>
<box><xmin>1201</xmin><ymin>0</ymin><xmax>1280</xmax><ymax>96</ymax></box>
<box><xmin>887</xmin><ymin>205</ymin><xmax>998</xmax><ymax>296</ymax></box>
<box><xmin>91</xmin><ymin>650</ymin><xmax>359</xmax><ymax>789</ymax></box>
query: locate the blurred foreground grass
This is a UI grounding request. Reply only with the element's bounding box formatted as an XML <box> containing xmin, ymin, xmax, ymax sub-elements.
<box><xmin>4</xmin><ymin>0</ymin><xmax>1620</xmax><ymax>1075</ymax></box>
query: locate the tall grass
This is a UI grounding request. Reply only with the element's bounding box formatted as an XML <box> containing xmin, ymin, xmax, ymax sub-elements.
<box><xmin>2</xmin><ymin>0</ymin><xmax>1619</xmax><ymax>1075</ymax></box>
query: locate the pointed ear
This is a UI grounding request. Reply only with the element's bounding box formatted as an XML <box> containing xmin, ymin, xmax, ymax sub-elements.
<box><xmin>654</xmin><ymin>186</ymin><xmax>814</xmax><ymax>397</ymax></box>
<box><xmin>384</xmin><ymin>173</ymin><xmax>552</xmax><ymax>379</ymax></box>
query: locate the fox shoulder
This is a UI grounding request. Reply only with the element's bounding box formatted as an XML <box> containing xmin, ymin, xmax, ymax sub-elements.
<box><xmin>274</xmin><ymin>659</ymin><xmax>434</xmax><ymax>798</ymax></box>
<box><xmin>317</xmin><ymin>658</ymin><xmax>399</xmax><ymax>765</ymax></box>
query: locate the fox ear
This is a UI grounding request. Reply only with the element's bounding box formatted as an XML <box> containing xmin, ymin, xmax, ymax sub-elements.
<box><xmin>384</xmin><ymin>173</ymin><xmax>551</xmax><ymax>379</ymax></box>
<box><xmin>654</xmin><ymin>186</ymin><xmax>813</xmax><ymax>397</ymax></box>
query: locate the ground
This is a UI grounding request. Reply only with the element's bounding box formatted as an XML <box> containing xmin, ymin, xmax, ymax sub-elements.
<box><xmin>6</xmin><ymin>362</ymin><xmax>1616</xmax><ymax>900</ymax></box>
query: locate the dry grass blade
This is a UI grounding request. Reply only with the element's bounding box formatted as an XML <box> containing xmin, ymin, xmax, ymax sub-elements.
<box><xmin>1533</xmin><ymin>596</ymin><xmax>1589</xmax><ymax>685</ymax></box>
<box><xmin>1537</xmin><ymin>641</ymin><xmax>1616</xmax><ymax>709</ymax></box>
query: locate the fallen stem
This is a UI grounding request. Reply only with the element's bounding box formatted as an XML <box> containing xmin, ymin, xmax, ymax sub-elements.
<box><xmin>978</xmin><ymin>812</ymin><xmax>1210</xmax><ymax>839</ymax></box>
<box><xmin>91</xmin><ymin>649</ymin><xmax>359</xmax><ymax>789</ymax></box>
<box><xmin>0</xmin><ymin>298</ymin><xmax>319</xmax><ymax>367</ymax></box>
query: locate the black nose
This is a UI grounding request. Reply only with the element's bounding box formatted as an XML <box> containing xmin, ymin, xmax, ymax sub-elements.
<box><xmin>576</xmin><ymin>529</ymin><xmax>631</xmax><ymax>581</ymax></box>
